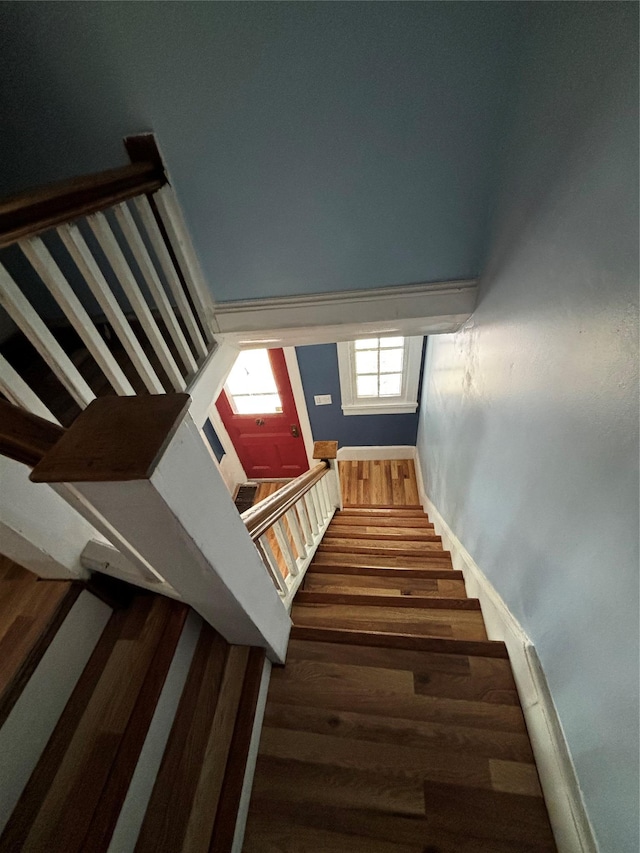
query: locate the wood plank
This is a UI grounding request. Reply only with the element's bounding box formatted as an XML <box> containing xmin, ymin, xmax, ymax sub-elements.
<box><xmin>182</xmin><ymin>645</ymin><xmax>249</xmax><ymax>853</ymax></box>
<box><xmin>244</xmin><ymin>809</ymin><xmax>427</xmax><ymax>853</ymax></box>
<box><xmin>309</xmin><ymin>561</ymin><xmax>458</xmax><ymax>578</ymax></box>
<box><xmin>210</xmin><ymin>647</ymin><xmax>266</xmax><ymax>853</ymax></box>
<box><xmin>338</xmin><ymin>508</ymin><xmax>428</xmax><ymax>518</ymax></box>
<box><xmin>251</xmin><ymin>755</ymin><xmax>425</xmax><ymax>815</ymax></box>
<box><xmin>320</xmin><ymin>537</ymin><xmax>444</xmax><ymax>552</ymax></box>
<box><xmin>268</xmin><ymin>659</ymin><xmax>526</xmax><ymax>732</ymax></box>
<box><xmin>247</xmin><ymin>798</ymin><xmax>555</xmax><ymax>853</ymax></box>
<box><xmin>258</xmin><ymin>726</ymin><xmax>495</xmax><ymax>790</ymax></box>
<box><xmin>262</xmin><ymin>702</ymin><xmax>534</xmax><ymax>762</ymax></box>
<box><xmin>80</xmin><ymin>601</ymin><xmax>189</xmax><ymax>851</ymax></box>
<box><xmin>332</xmin><ymin>515</ymin><xmax>434</xmax><ymax>528</ymax></box>
<box><xmin>316</xmin><ymin>550</ymin><xmax>452</xmax><ymax>567</ymax></box>
<box><xmin>289</xmin><ymin>626</ymin><xmax>509</xmax><ymax>658</ymax></box>
<box><xmin>421</xmin><ymin>779</ymin><xmax>555</xmax><ymax>844</ymax></box>
<box><xmin>303</xmin><ymin>572</ymin><xmax>466</xmax><ymax>598</ymax></box>
<box><xmin>22</xmin><ymin>597</ymin><xmax>173</xmax><ymax>853</ymax></box>
<box><xmin>295</xmin><ymin>591</ymin><xmax>481</xmax><ymax>610</ymax></box>
<box><xmin>0</xmin><ymin>557</ymin><xmax>80</xmax><ymax>727</ymax></box>
<box><xmin>292</xmin><ymin>602</ymin><xmax>488</xmax><ymax>640</ymax></box>
<box><xmin>326</xmin><ymin>525</ymin><xmax>441</xmax><ymax>541</ymax></box>
<box><xmin>134</xmin><ymin>623</ymin><xmax>228</xmax><ymax>853</ymax></box>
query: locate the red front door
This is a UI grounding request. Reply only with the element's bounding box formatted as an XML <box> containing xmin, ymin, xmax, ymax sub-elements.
<box><xmin>216</xmin><ymin>348</ymin><xmax>309</xmax><ymax>479</ymax></box>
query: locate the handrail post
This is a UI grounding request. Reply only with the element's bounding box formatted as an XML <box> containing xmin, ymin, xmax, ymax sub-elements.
<box><xmin>29</xmin><ymin>394</ymin><xmax>291</xmax><ymax>662</ymax></box>
<box><xmin>313</xmin><ymin>441</ymin><xmax>342</xmax><ymax>510</ymax></box>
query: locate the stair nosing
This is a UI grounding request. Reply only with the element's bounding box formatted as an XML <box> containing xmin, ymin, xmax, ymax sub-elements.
<box><xmin>289</xmin><ymin>625</ymin><xmax>509</xmax><ymax>658</ymax></box>
<box><xmin>294</xmin><ymin>592</ymin><xmax>480</xmax><ymax>610</ymax></box>
<box><xmin>309</xmin><ymin>564</ymin><xmax>458</xmax><ymax>578</ymax></box>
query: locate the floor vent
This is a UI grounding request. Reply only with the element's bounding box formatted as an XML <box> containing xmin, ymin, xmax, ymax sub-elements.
<box><xmin>234</xmin><ymin>484</ymin><xmax>258</xmax><ymax>514</ymax></box>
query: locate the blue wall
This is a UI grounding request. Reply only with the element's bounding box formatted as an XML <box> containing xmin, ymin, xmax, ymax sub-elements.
<box><xmin>0</xmin><ymin>3</ymin><xmax>524</xmax><ymax>302</ymax></box>
<box><xmin>296</xmin><ymin>341</ymin><xmax>425</xmax><ymax>447</ymax></box>
<box><xmin>417</xmin><ymin>5</ymin><xmax>638</xmax><ymax>851</ymax></box>
<box><xmin>202</xmin><ymin>418</ymin><xmax>225</xmax><ymax>463</ymax></box>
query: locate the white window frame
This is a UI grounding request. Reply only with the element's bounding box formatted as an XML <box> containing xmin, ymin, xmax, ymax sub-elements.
<box><xmin>337</xmin><ymin>336</ymin><xmax>423</xmax><ymax>416</ymax></box>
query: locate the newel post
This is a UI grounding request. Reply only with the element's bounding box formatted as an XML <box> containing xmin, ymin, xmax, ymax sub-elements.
<box><xmin>30</xmin><ymin>394</ymin><xmax>291</xmax><ymax>662</ymax></box>
<box><xmin>312</xmin><ymin>441</ymin><xmax>342</xmax><ymax>510</ymax></box>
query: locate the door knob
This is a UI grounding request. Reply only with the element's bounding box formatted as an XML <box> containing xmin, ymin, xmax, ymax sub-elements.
<box><xmin>291</xmin><ymin>424</ymin><xmax>300</xmax><ymax>437</ymax></box>
<box><xmin>255</xmin><ymin>418</ymin><xmax>265</xmax><ymax>426</ymax></box>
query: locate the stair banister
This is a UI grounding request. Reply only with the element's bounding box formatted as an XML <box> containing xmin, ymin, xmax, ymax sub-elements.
<box><xmin>241</xmin><ymin>441</ymin><xmax>341</xmax><ymax>606</ymax></box>
<box><xmin>0</xmin><ymin>161</ymin><xmax>166</xmax><ymax>248</ymax></box>
<box><xmin>15</xmin><ymin>393</ymin><xmax>291</xmax><ymax>662</ymax></box>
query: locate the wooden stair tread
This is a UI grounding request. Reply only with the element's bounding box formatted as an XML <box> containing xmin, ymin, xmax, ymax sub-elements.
<box><xmin>295</xmin><ymin>591</ymin><xmax>481</xmax><ymax>610</ymax></box>
<box><xmin>245</xmin><ymin>499</ymin><xmax>555</xmax><ymax>852</ymax></box>
<box><xmin>0</xmin><ymin>594</ymin><xmax>188</xmax><ymax>853</ymax></box>
<box><xmin>317</xmin><ymin>535</ymin><xmax>444</xmax><ymax>557</ymax></box>
<box><xmin>326</xmin><ymin>526</ymin><xmax>441</xmax><ymax>541</ymax></box>
<box><xmin>310</xmin><ymin>562</ymin><xmax>458</xmax><ymax>578</ymax></box>
<box><xmin>303</xmin><ymin>572</ymin><xmax>466</xmax><ymax>598</ymax></box>
<box><xmin>332</xmin><ymin>515</ymin><xmax>434</xmax><ymax>528</ymax></box>
<box><xmin>343</xmin><ymin>503</ymin><xmax>424</xmax><ymax>510</ymax></box>
<box><xmin>289</xmin><ymin>625</ymin><xmax>509</xmax><ymax>658</ymax></box>
<box><xmin>312</xmin><ymin>554</ymin><xmax>454</xmax><ymax>571</ymax></box>
<box><xmin>0</xmin><ymin>564</ymin><xmax>82</xmax><ymax>728</ymax></box>
<box><xmin>292</xmin><ymin>602</ymin><xmax>487</xmax><ymax>641</ymax></box>
<box><xmin>337</xmin><ymin>507</ymin><xmax>428</xmax><ymax>518</ymax></box>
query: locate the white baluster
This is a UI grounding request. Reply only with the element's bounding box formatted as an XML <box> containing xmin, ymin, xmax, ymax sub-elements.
<box><xmin>0</xmin><ymin>263</ymin><xmax>94</xmax><ymax>408</ymax></box>
<box><xmin>285</xmin><ymin>508</ymin><xmax>306</xmax><ymax>560</ymax></box>
<box><xmin>132</xmin><ymin>196</ymin><xmax>208</xmax><ymax>359</ymax></box>
<box><xmin>310</xmin><ymin>483</ymin><xmax>324</xmax><ymax>525</ymax></box>
<box><xmin>115</xmin><ymin>202</ymin><xmax>198</xmax><ymax>375</ymax></box>
<box><xmin>88</xmin><ymin>211</ymin><xmax>185</xmax><ymax>391</ymax></box>
<box><xmin>304</xmin><ymin>491</ymin><xmax>319</xmax><ymax>533</ymax></box>
<box><xmin>59</xmin><ymin>223</ymin><xmax>165</xmax><ymax>394</ymax></box>
<box><xmin>295</xmin><ymin>500</ymin><xmax>313</xmax><ymax>546</ymax></box>
<box><xmin>273</xmin><ymin>519</ymin><xmax>298</xmax><ymax>578</ymax></box>
<box><xmin>256</xmin><ymin>538</ymin><xmax>288</xmax><ymax>596</ymax></box>
<box><xmin>0</xmin><ymin>353</ymin><xmax>59</xmax><ymax>423</ymax></box>
<box><xmin>152</xmin><ymin>186</ymin><xmax>217</xmax><ymax>343</ymax></box>
<box><xmin>20</xmin><ymin>237</ymin><xmax>135</xmax><ymax>396</ymax></box>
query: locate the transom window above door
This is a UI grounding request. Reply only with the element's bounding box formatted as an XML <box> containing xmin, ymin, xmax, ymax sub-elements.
<box><xmin>224</xmin><ymin>349</ymin><xmax>283</xmax><ymax>414</ymax></box>
<box><xmin>337</xmin><ymin>335</ymin><xmax>424</xmax><ymax>416</ymax></box>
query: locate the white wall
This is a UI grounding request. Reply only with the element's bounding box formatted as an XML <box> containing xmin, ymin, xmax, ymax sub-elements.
<box><xmin>417</xmin><ymin>5</ymin><xmax>638</xmax><ymax>852</ymax></box>
<box><xmin>0</xmin><ymin>457</ymin><xmax>104</xmax><ymax>578</ymax></box>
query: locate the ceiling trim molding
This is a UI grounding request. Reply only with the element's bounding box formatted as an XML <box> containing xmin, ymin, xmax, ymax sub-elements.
<box><xmin>213</xmin><ymin>278</ymin><xmax>478</xmax><ymax>347</ymax></box>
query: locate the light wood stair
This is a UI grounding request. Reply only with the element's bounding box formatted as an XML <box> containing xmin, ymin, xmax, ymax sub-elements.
<box><xmin>0</xmin><ymin>561</ymin><xmax>265</xmax><ymax>853</ymax></box>
<box><xmin>243</xmin><ymin>504</ymin><xmax>557</xmax><ymax>851</ymax></box>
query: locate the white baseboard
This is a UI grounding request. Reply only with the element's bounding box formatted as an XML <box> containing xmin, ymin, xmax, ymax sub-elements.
<box><xmin>337</xmin><ymin>445</ymin><xmax>418</xmax><ymax>461</ymax></box>
<box><xmin>414</xmin><ymin>458</ymin><xmax>598</xmax><ymax>853</ymax></box>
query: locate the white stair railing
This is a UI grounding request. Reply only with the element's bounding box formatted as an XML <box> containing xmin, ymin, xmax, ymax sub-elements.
<box><xmin>241</xmin><ymin>443</ymin><xmax>341</xmax><ymax>608</ymax></box>
<box><xmin>0</xmin><ymin>137</ymin><xmax>217</xmax><ymax>426</ymax></box>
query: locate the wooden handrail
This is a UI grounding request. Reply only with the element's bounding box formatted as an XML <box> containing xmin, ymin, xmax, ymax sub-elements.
<box><xmin>0</xmin><ymin>399</ymin><xmax>65</xmax><ymax>467</ymax></box>
<box><xmin>0</xmin><ymin>161</ymin><xmax>166</xmax><ymax>248</ymax></box>
<box><xmin>241</xmin><ymin>463</ymin><xmax>329</xmax><ymax>542</ymax></box>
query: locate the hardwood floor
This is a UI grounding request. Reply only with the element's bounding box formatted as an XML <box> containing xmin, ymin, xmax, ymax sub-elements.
<box><xmin>0</xmin><ymin>555</ymin><xmax>80</xmax><ymax>727</ymax></box>
<box><xmin>340</xmin><ymin>459</ymin><xmax>421</xmax><ymax>507</ymax></box>
<box><xmin>243</xmin><ymin>500</ymin><xmax>557</xmax><ymax>852</ymax></box>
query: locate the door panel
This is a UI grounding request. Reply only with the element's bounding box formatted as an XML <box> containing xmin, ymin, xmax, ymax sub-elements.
<box><xmin>216</xmin><ymin>348</ymin><xmax>309</xmax><ymax>479</ymax></box>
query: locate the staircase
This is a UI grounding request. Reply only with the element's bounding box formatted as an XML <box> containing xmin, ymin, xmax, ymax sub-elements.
<box><xmin>243</xmin><ymin>505</ymin><xmax>558</xmax><ymax>852</ymax></box>
<box><xmin>0</xmin><ymin>567</ymin><xmax>266</xmax><ymax>853</ymax></box>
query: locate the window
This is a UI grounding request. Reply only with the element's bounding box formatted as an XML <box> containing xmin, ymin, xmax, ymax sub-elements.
<box><xmin>337</xmin><ymin>335</ymin><xmax>423</xmax><ymax>416</ymax></box>
<box><xmin>224</xmin><ymin>349</ymin><xmax>283</xmax><ymax>414</ymax></box>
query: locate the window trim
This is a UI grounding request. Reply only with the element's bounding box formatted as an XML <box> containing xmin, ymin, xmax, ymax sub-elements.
<box><xmin>337</xmin><ymin>336</ymin><xmax>423</xmax><ymax>416</ymax></box>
